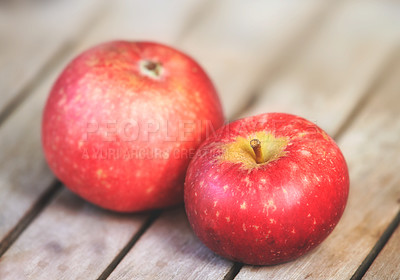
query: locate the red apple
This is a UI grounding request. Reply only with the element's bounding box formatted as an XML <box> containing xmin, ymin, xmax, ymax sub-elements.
<box><xmin>184</xmin><ymin>113</ymin><xmax>349</xmax><ymax>265</ymax></box>
<box><xmin>42</xmin><ymin>41</ymin><xmax>224</xmax><ymax>212</ymax></box>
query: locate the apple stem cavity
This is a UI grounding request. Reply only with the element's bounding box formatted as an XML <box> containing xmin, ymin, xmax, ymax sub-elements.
<box><xmin>140</xmin><ymin>60</ymin><xmax>163</xmax><ymax>79</ymax></box>
<box><xmin>250</xmin><ymin>139</ymin><xmax>264</xmax><ymax>164</ymax></box>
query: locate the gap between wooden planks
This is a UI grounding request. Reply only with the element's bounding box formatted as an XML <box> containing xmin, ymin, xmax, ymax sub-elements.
<box><xmin>362</xmin><ymin>211</ymin><xmax>400</xmax><ymax>280</ymax></box>
<box><xmin>3</xmin><ymin>0</ymin><xmax>338</xmax><ymax>278</ymax></box>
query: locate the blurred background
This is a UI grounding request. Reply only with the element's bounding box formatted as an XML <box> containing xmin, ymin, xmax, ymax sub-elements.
<box><xmin>1</xmin><ymin>0</ymin><xmax>399</xmax><ymax>130</ymax></box>
<box><xmin>1</xmin><ymin>0</ymin><xmax>400</xmax><ymax>279</ymax></box>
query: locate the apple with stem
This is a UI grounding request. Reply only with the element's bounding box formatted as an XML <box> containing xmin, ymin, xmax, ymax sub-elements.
<box><xmin>184</xmin><ymin>113</ymin><xmax>349</xmax><ymax>265</ymax></box>
<box><xmin>42</xmin><ymin>41</ymin><xmax>224</xmax><ymax>212</ymax></box>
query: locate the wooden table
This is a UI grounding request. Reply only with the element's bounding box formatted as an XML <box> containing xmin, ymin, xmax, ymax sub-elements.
<box><xmin>1</xmin><ymin>0</ymin><xmax>400</xmax><ymax>279</ymax></box>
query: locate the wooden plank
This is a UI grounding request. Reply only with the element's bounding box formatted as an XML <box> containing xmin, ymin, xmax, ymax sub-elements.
<box><xmin>0</xmin><ymin>0</ymin><xmax>107</xmax><ymax>244</ymax></box>
<box><xmin>71</xmin><ymin>0</ymin><xmax>208</xmax><ymax>47</ymax></box>
<box><xmin>107</xmin><ymin>1</ymin><xmax>343</xmax><ymax>279</ymax></box>
<box><xmin>0</xmin><ymin>0</ymin><xmax>106</xmax><ymax>121</ymax></box>
<box><xmin>107</xmin><ymin>208</ymin><xmax>232</xmax><ymax>280</ymax></box>
<box><xmin>0</xmin><ymin>0</ymin><xmax>206</xmax><ymax>277</ymax></box>
<box><xmin>0</xmin><ymin>1</ymin><xmax>105</xmax><ymax>242</ymax></box>
<box><xmin>0</xmin><ymin>70</ymin><xmax>56</xmax><ymax>240</ymax></box>
<box><xmin>239</xmin><ymin>0</ymin><xmax>400</xmax><ymax>136</ymax></box>
<box><xmin>364</xmin><ymin>214</ymin><xmax>400</xmax><ymax>280</ymax></box>
<box><xmin>0</xmin><ymin>190</ymin><xmax>148</xmax><ymax>279</ymax></box>
<box><xmin>179</xmin><ymin>0</ymin><xmax>336</xmax><ymax>118</ymax></box>
<box><xmin>109</xmin><ymin>211</ymin><xmax>233</xmax><ymax>280</ymax></box>
<box><xmin>235</xmin><ymin>50</ymin><xmax>400</xmax><ymax>278</ymax></box>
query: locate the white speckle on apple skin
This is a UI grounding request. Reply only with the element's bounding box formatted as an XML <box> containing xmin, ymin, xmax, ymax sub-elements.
<box><xmin>57</xmin><ymin>95</ymin><xmax>67</xmax><ymax>107</ymax></box>
<box><xmin>302</xmin><ymin>175</ymin><xmax>309</xmax><ymax>184</ymax></box>
<box><xmin>244</xmin><ymin>177</ymin><xmax>252</xmax><ymax>186</ymax></box>
<box><xmin>290</xmin><ymin>162</ymin><xmax>298</xmax><ymax>171</ymax></box>
<box><xmin>300</xmin><ymin>150</ymin><xmax>312</xmax><ymax>157</ymax></box>
<box><xmin>223</xmin><ymin>185</ymin><xmax>229</xmax><ymax>191</ymax></box>
<box><xmin>216</xmin><ymin>211</ymin><xmax>220</xmax><ymax>217</ymax></box>
<box><xmin>225</xmin><ymin>217</ymin><xmax>230</xmax><ymax>222</ymax></box>
<box><xmin>263</xmin><ymin>199</ymin><xmax>277</xmax><ymax>215</ymax></box>
<box><xmin>240</xmin><ymin>202</ymin><xmax>247</xmax><ymax>209</ymax></box>
<box><xmin>96</xmin><ymin>169</ymin><xmax>104</xmax><ymax>178</ymax></box>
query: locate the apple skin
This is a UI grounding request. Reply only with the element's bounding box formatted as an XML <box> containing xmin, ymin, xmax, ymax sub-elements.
<box><xmin>42</xmin><ymin>41</ymin><xmax>224</xmax><ymax>212</ymax></box>
<box><xmin>184</xmin><ymin>113</ymin><xmax>349</xmax><ymax>265</ymax></box>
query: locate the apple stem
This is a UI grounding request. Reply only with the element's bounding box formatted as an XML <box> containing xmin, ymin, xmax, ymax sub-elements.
<box><xmin>139</xmin><ymin>60</ymin><xmax>163</xmax><ymax>79</ymax></box>
<box><xmin>250</xmin><ymin>139</ymin><xmax>264</xmax><ymax>164</ymax></box>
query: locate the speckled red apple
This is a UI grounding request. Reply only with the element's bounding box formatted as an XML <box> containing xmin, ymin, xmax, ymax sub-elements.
<box><xmin>42</xmin><ymin>41</ymin><xmax>224</xmax><ymax>212</ymax></box>
<box><xmin>184</xmin><ymin>113</ymin><xmax>349</xmax><ymax>265</ymax></box>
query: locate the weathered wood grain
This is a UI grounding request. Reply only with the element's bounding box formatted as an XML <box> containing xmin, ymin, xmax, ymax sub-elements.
<box><xmin>0</xmin><ymin>1</ymin><xmax>110</xmax><ymax>244</ymax></box>
<box><xmin>0</xmin><ymin>66</ymin><xmax>63</xmax><ymax>241</ymax></box>
<box><xmin>108</xmin><ymin>208</ymin><xmax>232</xmax><ymax>280</ymax></box>
<box><xmin>239</xmin><ymin>0</ymin><xmax>400</xmax><ymax>136</ymax></box>
<box><xmin>1</xmin><ymin>0</ymin><xmax>399</xmax><ymax>279</ymax></box>
<box><xmin>0</xmin><ymin>0</ymin><xmax>107</xmax><ymax>122</ymax></box>
<box><xmin>0</xmin><ymin>0</ymin><xmax>207</xmax><ymax>276</ymax></box>
<box><xmin>179</xmin><ymin>0</ymin><xmax>336</xmax><ymax>118</ymax></box>
<box><xmin>70</xmin><ymin>0</ymin><xmax>208</xmax><ymax>47</ymax></box>
<box><xmin>0</xmin><ymin>0</ymin><xmax>106</xmax><ymax>242</ymax></box>
<box><xmin>0</xmin><ymin>190</ymin><xmax>148</xmax><ymax>279</ymax></box>
<box><xmin>236</xmin><ymin>53</ymin><xmax>400</xmax><ymax>279</ymax></box>
<box><xmin>234</xmin><ymin>0</ymin><xmax>400</xmax><ymax>278</ymax></box>
<box><xmin>363</xmin><ymin>213</ymin><xmax>400</xmax><ymax>280</ymax></box>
